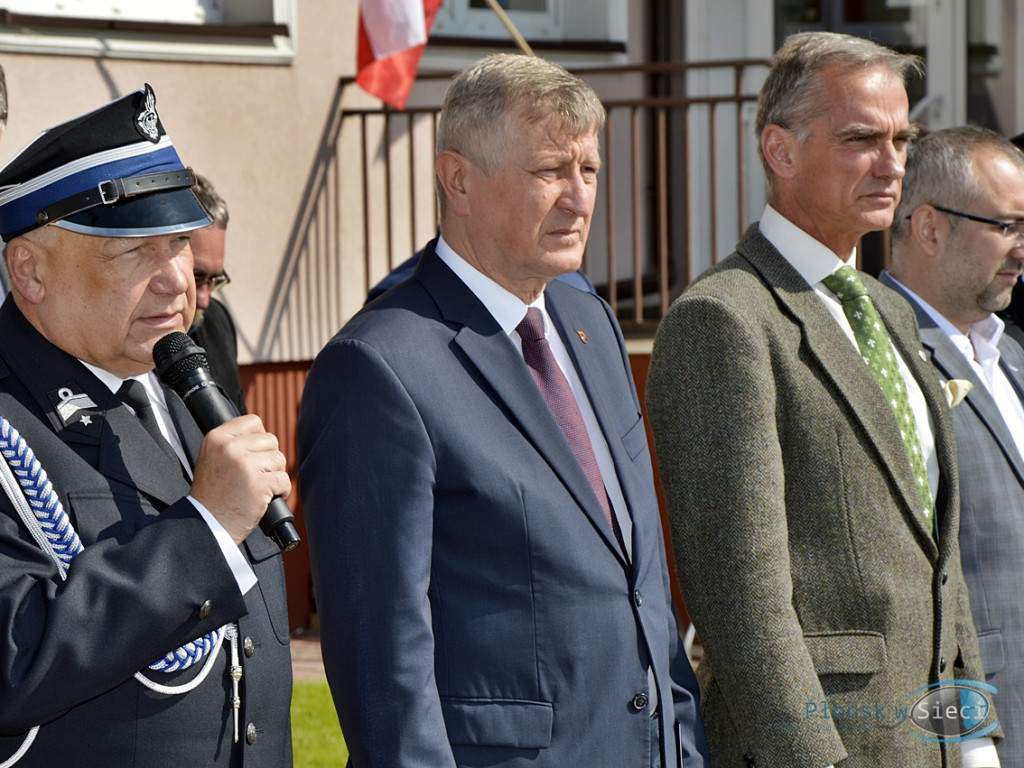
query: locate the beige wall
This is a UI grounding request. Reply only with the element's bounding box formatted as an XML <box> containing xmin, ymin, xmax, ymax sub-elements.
<box><xmin>0</xmin><ymin>0</ymin><xmax>665</xmax><ymax>363</ymax></box>
<box><xmin>0</xmin><ymin>0</ymin><xmax>360</xmax><ymax>364</ymax></box>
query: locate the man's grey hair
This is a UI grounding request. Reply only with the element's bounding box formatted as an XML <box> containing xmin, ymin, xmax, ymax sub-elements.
<box><xmin>193</xmin><ymin>173</ymin><xmax>229</xmax><ymax>227</ymax></box>
<box><xmin>755</xmin><ymin>31</ymin><xmax>923</xmax><ymax>186</ymax></box>
<box><xmin>891</xmin><ymin>125</ymin><xmax>1024</xmax><ymax>242</ymax></box>
<box><xmin>436</xmin><ymin>53</ymin><xmax>606</xmax><ymax>214</ymax></box>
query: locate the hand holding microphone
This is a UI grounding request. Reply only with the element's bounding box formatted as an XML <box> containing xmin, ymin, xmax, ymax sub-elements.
<box><xmin>154</xmin><ymin>332</ymin><xmax>301</xmax><ymax>552</ymax></box>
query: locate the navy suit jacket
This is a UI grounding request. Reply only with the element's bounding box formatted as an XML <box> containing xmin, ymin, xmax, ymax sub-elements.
<box><xmin>298</xmin><ymin>242</ymin><xmax>707</xmax><ymax>767</ymax></box>
<box><xmin>883</xmin><ymin>272</ymin><xmax>1024</xmax><ymax>766</ymax></box>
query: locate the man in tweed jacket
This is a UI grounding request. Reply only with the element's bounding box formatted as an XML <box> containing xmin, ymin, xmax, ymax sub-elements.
<box><xmin>883</xmin><ymin>125</ymin><xmax>1024</xmax><ymax>767</ymax></box>
<box><xmin>646</xmin><ymin>32</ymin><xmax>999</xmax><ymax>768</ymax></box>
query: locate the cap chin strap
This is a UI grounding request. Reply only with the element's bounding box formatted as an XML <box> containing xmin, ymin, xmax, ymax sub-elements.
<box><xmin>34</xmin><ymin>168</ymin><xmax>197</xmax><ymax>228</ymax></box>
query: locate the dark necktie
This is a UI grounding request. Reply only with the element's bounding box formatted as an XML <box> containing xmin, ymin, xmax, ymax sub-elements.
<box><xmin>117</xmin><ymin>379</ymin><xmax>183</xmax><ymax>468</ymax></box>
<box><xmin>822</xmin><ymin>266</ymin><xmax>934</xmax><ymax>532</ymax></box>
<box><xmin>516</xmin><ymin>307</ymin><xmax>625</xmax><ymax>550</ymax></box>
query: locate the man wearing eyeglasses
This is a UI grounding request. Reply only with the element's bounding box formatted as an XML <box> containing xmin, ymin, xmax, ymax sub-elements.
<box><xmin>883</xmin><ymin>124</ymin><xmax>1024</xmax><ymax>767</ymax></box>
<box><xmin>189</xmin><ymin>173</ymin><xmax>246</xmax><ymax>413</ymax></box>
<box><xmin>996</xmin><ymin>133</ymin><xmax>1024</xmax><ymax>350</ymax></box>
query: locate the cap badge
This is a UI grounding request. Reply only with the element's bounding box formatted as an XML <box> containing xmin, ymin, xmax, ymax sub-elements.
<box><xmin>134</xmin><ymin>85</ymin><xmax>160</xmax><ymax>143</ymax></box>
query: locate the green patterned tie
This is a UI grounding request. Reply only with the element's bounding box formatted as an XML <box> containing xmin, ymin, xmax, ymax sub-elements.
<box><xmin>822</xmin><ymin>266</ymin><xmax>934</xmax><ymax>532</ymax></box>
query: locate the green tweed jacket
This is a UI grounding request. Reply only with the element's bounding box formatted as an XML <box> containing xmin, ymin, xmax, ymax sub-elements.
<box><xmin>646</xmin><ymin>225</ymin><xmax>994</xmax><ymax>768</ymax></box>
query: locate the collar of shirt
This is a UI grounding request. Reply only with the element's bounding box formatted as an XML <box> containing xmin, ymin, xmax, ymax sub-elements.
<box><xmin>970</xmin><ymin>314</ymin><xmax>1007</xmax><ymax>385</ymax></box>
<box><xmin>435</xmin><ymin>235</ymin><xmax>543</xmax><ymax>334</ymax></box>
<box><xmin>759</xmin><ymin>204</ymin><xmax>857</xmax><ymax>286</ymax></box>
<box><xmin>883</xmin><ymin>275</ymin><xmax>1007</xmax><ymax>376</ymax></box>
<box><xmin>81</xmin><ymin>362</ymin><xmax>187</xmax><ymax>462</ymax></box>
<box><xmin>82</xmin><ymin>363</ymin><xmax>166</xmax><ymax>408</ymax></box>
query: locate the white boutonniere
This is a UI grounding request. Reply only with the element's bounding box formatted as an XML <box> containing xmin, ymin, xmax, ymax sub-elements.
<box><xmin>941</xmin><ymin>378</ymin><xmax>973</xmax><ymax>408</ymax></box>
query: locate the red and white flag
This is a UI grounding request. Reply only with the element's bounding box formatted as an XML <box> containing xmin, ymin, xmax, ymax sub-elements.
<box><xmin>357</xmin><ymin>0</ymin><xmax>443</xmax><ymax>110</ymax></box>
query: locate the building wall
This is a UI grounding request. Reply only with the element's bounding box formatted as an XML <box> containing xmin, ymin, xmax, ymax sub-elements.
<box><xmin>0</xmin><ymin>0</ymin><xmax>679</xmax><ymax>632</ymax></box>
<box><xmin>0</xmin><ymin>0</ymin><xmax>363</xmax><ymax>365</ymax></box>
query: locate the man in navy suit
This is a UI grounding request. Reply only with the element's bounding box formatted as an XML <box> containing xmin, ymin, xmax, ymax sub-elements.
<box><xmin>298</xmin><ymin>53</ymin><xmax>707</xmax><ymax>768</ymax></box>
<box><xmin>885</xmin><ymin>125</ymin><xmax>1024</xmax><ymax>767</ymax></box>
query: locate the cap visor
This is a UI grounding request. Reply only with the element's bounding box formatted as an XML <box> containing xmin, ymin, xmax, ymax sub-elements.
<box><xmin>55</xmin><ymin>188</ymin><xmax>211</xmax><ymax>238</ymax></box>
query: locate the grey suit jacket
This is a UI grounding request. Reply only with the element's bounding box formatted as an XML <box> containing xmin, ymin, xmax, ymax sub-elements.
<box><xmin>882</xmin><ymin>272</ymin><xmax>1024</xmax><ymax>766</ymax></box>
<box><xmin>646</xmin><ymin>225</ymin><xmax>992</xmax><ymax>768</ymax></box>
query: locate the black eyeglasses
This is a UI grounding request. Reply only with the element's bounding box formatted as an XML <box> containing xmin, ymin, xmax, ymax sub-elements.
<box><xmin>928</xmin><ymin>204</ymin><xmax>1024</xmax><ymax>243</ymax></box>
<box><xmin>194</xmin><ymin>270</ymin><xmax>231</xmax><ymax>291</ymax></box>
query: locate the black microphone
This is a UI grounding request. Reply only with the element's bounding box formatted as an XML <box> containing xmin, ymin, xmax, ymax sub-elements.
<box><xmin>153</xmin><ymin>331</ymin><xmax>301</xmax><ymax>553</ymax></box>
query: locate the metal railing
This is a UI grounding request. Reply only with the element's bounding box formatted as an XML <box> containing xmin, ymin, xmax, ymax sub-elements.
<box><xmin>256</xmin><ymin>58</ymin><xmax>770</xmax><ymax>360</ymax></box>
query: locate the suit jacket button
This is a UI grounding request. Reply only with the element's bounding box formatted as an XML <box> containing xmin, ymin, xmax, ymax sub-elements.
<box><xmin>631</xmin><ymin>692</ymin><xmax>649</xmax><ymax>711</ymax></box>
<box><xmin>939</xmin><ymin>657</ymin><xmax>947</xmax><ymax>672</ymax></box>
<box><xmin>198</xmin><ymin>600</ymin><xmax>213</xmax><ymax>620</ymax></box>
<box><xmin>246</xmin><ymin>722</ymin><xmax>258</xmax><ymax>745</ymax></box>
<box><xmin>244</xmin><ymin>637</ymin><xmax>255</xmax><ymax>658</ymax></box>
<box><xmin>634</xmin><ymin>589</ymin><xmax>643</xmax><ymax>607</ymax></box>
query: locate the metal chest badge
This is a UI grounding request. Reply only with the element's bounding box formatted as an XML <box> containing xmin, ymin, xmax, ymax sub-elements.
<box><xmin>48</xmin><ymin>384</ymin><xmax>102</xmax><ymax>435</ymax></box>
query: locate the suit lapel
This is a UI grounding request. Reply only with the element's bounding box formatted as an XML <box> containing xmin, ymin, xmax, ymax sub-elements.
<box><xmin>100</xmin><ymin>399</ymin><xmax>193</xmax><ymax>503</ymax></box>
<box><xmin>739</xmin><ymin>231</ymin><xmax>936</xmax><ymax>545</ymax></box>
<box><xmin>871</xmin><ymin>288</ymin><xmax>958</xmax><ymax>548</ymax></box>
<box><xmin>881</xmin><ymin>275</ymin><xmax>1024</xmax><ymax>489</ymax></box>
<box><xmin>931</xmin><ymin>331</ymin><xmax>1024</xmax><ymax>485</ymax></box>
<box><xmin>415</xmin><ymin>248</ymin><xmax>628</xmax><ymax>563</ymax></box>
<box><xmin>165</xmin><ymin>388</ymin><xmax>203</xmax><ymax>469</ymax></box>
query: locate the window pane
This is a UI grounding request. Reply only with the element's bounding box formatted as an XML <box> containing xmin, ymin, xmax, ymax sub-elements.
<box><xmin>4</xmin><ymin>0</ymin><xmax>218</xmax><ymax>23</ymax></box>
<box><xmin>469</xmin><ymin>0</ymin><xmax>547</xmax><ymax>11</ymax></box>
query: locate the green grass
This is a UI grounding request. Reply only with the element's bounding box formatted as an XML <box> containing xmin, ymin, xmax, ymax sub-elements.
<box><xmin>292</xmin><ymin>678</ymin><xmax>349</xmax><ymax>767</ymax></box>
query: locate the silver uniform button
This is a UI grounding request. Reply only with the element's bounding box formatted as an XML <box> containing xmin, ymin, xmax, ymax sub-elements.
<box><xmin>246</xmin><ymin>722</ymin><xmax>258</xmax><ymax>745</ymax></box>
<box><xmin>244</xmin><ymin>636</ymin><xmax>255</xmax><ymax>657</ymax></box>
<box><xmin>198</xmin><ymin>600</ymin><xmax>213</xmax><ymax>620</ymax></box>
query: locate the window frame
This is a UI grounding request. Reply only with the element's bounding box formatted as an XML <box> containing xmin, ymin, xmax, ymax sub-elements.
<box><xmin>431</xmin><ymin>0</ymin><xmax>564</xmax><ymax>42</ymax></box>
<box><xmin>0</xmin><ymin>6</ymin><xmax>295</xmax><ymax>65</ymax></box>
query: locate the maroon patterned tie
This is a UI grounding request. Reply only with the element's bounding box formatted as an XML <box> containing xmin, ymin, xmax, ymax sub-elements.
<box><xmin>517</xmin><ymin>307</ymin><xmax>624</xmax><ymax>551</ymax></box>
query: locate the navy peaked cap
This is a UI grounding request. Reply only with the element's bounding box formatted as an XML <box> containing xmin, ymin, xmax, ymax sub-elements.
<box><xmin>0</xmin><ymin>84</ymin><xmax>211</xmax><ymax>241</ymax></box>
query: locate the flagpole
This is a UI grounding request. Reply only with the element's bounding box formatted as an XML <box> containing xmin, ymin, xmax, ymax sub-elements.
<box><xmin>481</xmin><ymin>0</ymin><xmax>536</xmax><ymax>56</ymax></box>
